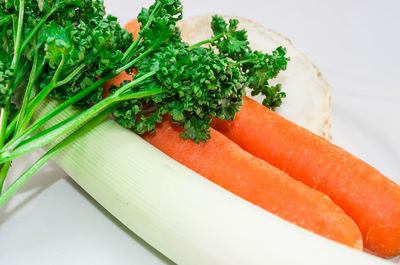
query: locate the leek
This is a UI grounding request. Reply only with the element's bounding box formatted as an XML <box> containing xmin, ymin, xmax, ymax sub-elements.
<box><xmin>28</xmin><ymin>98</ymin><xmax>391</xmax><ymax>265</ymax></box>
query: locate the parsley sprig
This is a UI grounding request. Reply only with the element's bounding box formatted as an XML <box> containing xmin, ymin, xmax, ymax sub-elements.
<box><xmin>207</xmin><ymin>15</ymin><xmax>289</xmax><ymax>110</ymax></box>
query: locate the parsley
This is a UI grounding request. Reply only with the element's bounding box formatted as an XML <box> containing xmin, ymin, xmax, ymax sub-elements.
<box><xmin>195</xmin><ymin>15</ymin><xmax>290</xmax><ymax>110</ymax></box>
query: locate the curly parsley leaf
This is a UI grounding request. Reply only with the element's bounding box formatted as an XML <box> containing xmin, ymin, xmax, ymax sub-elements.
<box><xmin>209</xmin><ymin>15</ymin><xmax>290</xmax><ymax>110</ymax></box>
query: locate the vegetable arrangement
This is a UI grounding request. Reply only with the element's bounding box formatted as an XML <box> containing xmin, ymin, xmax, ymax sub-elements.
<box><xmin>0</xmin><ymin>0</ymin><xmax>399</xmax><ymax>263</ymax></box>
<box><xmin>0</xmin><ymin>0</ymin><xmax>288</xmax><ymax>203</ymax></box>
<box><xmin>111</xmin><ymin>20</ymin><xmax>363</xmax><ymax>251</ymax></box>
<box><xmin>112</xmin><ymin>18</ymin><xmax>400</xmax><ymax>258</ymax></box>
<box><xmin>32</xmin><ymin>97</ymin><xmax>391</xmax><ymax>265</ymax></box>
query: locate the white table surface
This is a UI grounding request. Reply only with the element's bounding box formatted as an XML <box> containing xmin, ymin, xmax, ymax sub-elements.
<box><xmin>1</xmin><ymin>1</ymin><xmax>400</xmax><ymax>264</ymax></box>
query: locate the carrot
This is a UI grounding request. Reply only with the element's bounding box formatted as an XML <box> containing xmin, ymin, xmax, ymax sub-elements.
<box><xmin>141</xmin><ymin>118</ymin><xmax>363</xmax><ymax>250</ymax></box>
<box><xmin>124</xmin><ymin>19</ymin><xmax>141</xmax><ymax>40</ymax></box>
<box><xmin>102</xmin><ymin>68</ymin><xmax>136</xmax><ymax>98</ymax></box>
<box><xmin>211</xmin><ymin>96</ymin><xmax>400</xmax><ymax>257</ymax></box>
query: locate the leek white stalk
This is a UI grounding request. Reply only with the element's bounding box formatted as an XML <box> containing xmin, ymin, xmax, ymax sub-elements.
<box><xmin>34</xmin><ymin>99</ymin><xmax>390</xmax><ymax>265</ymax></box>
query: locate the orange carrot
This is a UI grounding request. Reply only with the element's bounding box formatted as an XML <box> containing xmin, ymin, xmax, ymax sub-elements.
<box><xmin>142</xmin><ymin>118</ymin><xmax>363</xmax><ymax>250</ymax></box>
<box><xmin>102</xmin><ymin>68</ymin><xmax>136</xmax><ymax>98</ymax></box>
<box><xmin>124</xmin><ymin>19</ymin><xmax>141</xmax><ymax>40</ymax></box>
<box><xmin>212</xmin><ymin>96</ymin><xmax>400</xmax><ymax>257</ymax></box>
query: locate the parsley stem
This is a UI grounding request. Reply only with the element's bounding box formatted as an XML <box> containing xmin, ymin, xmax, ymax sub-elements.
<box><xmin>119</xmin><ymin>45</ymin><xmax>155</xmax><ymax>74</ymax></box>
<box><xmin>11</xmin><ymin>0</ymin><xmax>25</xmax><ymax>71</ymax></box>
<box><xmin>0</xmin><ymin>0</ymin><xmax>25</xmax><ymax>194</ymax></box>
<box><xmin>0</xmin><ymin>0</ymin><xmax>25</xmax><ymax>148</ymax></box>
<box><xmin>114</xmin><ymin>70</ymin><xmax>158</xmax><ymax>96</ymax></box>
<box><xmin>0</xmin><ymin>15</ymin><xmax>12</xmax><ymax>27</ymax></box>
<box><xmin>0</xmin><ymin>99</ymin><xmax>10</xmax><ymax>148</ymax></box>
<box><xmin>14</xmin><ymin>60</ymin><xmax>30</xmax><ymax>88</ymax></box>
<box><xmin>116</xmin><ymin>88</ymin><xmax>163</xmax><ymax>101</ymax></box>
<box><xmin>188</xmin><ymin>33</ymin><xmax>224</xmax><ymax>51</ymax></box>
<box><xmin>5</xmin><ymin>63</ymin><xmax>85</xmax><ymax>140</ymax></box>
<box><xmin>11</xmin><ymin>14</ymin><xmax>17</xmax><ymax>44</ymax></box>
<box><xmin>122</xmin><ymin>34</ymin><xmax>141</xmax><ymax>63</ymax></box>
<box><xmin>4</xmin><ymin>46</ymin><xmax>152</xmax><ymax>145</ymax></box>
<box><xmin>3</xmin><ymin>71</ymin><xmax>112</xmax><ymax>153</ymax></box>
<box><xmin>122</xmin><ymin>1</ymin><xmax>162</xmax><ymax>63</ymax></box>
<box><xmin>14</xmin><ymin>47</ymin><xmax>40</xmax><ymax>137</ymax></box>
<box><xmin>0</xmin><ymin>161</ymin><xmax>11</xmax><ymax>193</ymax></box>
<box><xmin>5</xmin><ymin>4</ymin><xmax>63</xmax><ymax>141</ymax></box>
<box><xmin>0</xmin><ymin>106</ymin><xmax>114</xmax><ymax>207</ymax></box>
<box><xmin>16</xmin><ymin>56</ymin><xmax>69</xmax><ymax>135</ymax></box>
<box><xmin>231</xmin><ymin>58</ymin><xmax>259</xmax><ymax>66</ymax></box>
<box><xmin>0</xmin><ymin>96</ymin><xmax>117</xmax><ymax>164</ymax></box>
<box><xmin>49</xmin><ymin>54</ymin><xmax>65</xmax><ymax>86</ymax></box>
<box><xmin>0</xmin><ymin>70</ymin><xmax>159</xmax><ymax>163</ymax></box>
<box><xmin>55</xmin><ymin>64</ymin><xmax>86</xmax><ymax>87</ymax></box>
<box><xmin>20</xmin><ymin>6</ymin><xmax>59</xmax><ymax>55</ymax></box>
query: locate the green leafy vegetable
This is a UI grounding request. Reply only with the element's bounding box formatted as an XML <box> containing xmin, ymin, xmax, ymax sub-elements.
<box><xmin>208</xmin><ymin>15</ymin><xmax>289</xmax><ymax>110</ymax></box>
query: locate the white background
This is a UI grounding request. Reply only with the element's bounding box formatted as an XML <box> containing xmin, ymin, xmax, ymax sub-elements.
<box><xmin>1</xmin><ymin>0</ymin><xmax>400</xmax><ymax>264</ymax></box>
<box><xmin>106</xmin><ymin>0</ymin><xmax>400</xmax><ymax>87</ymax></box>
